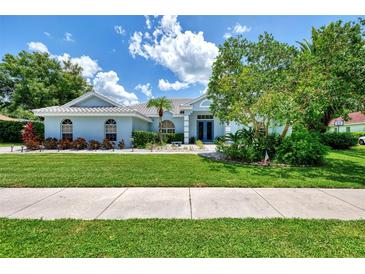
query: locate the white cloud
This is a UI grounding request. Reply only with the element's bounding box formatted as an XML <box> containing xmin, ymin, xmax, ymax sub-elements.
<box><xmin>129</xmin><ymin>31</ymin><xmax>148</xmax><ymax>59</ymax></box>
<box><xmin>223</xmin><ymin>33</ymin><xmax>232</xmax><ymax>39</ymax></box>
<box><xmin>135</xmin><ymin>83</ymin><xmax>153</xmax><ymax>98</ymax></box>
<box><xmin>56</xmin><ymin>54</ymin><xmax>101</xmax><ymax>78</ymax></box>
<box><xmin>27</xmin><ymin>42</ymin><xmax>49</xmax><ymax>53</ymax></box>
<box><xmin>223</xmin><ymin>23</ymin><xmax>251</xmax><ymax>39</ymax></box>
<box><xmin>158</xmin><ymin>79</ymin><xmax>189</xmax><ymax>91</ymax></box>
<box><xmin>93</xmin><ymin>71</ymin><xmax>138</xmax><ymax>105</ymax></box>
<box><xmin>64</xmin><ymin>32</ymin><xmax>74</xmax><ymax>42</ymax></box>
<box><xmin>233</xmin><ymin>23</ymin><xmax>251</xmax><ymax>34</ymax></box>
<box><xmin>129</xmin><ymin>15</ymin><xmax>218</xmax><ymax>86</ymax></box>
<box><xmin>114</xmin><ymin>25</ymin><xmax>126</xmax><ymax>35</ymax></box>
<box><xmin>44</xmin><ymin>32</ymin><xmax>51</xmax><ymax>37</ymax></box>
<box><xmin>200</xmin><ymin>87</ymin><xmax>208</xmax><ymax>94</ymax></box>
<box><xmin>144</xmin><ymin>15</ymin><xmax>152</xmax><ymax>29</ymax></box>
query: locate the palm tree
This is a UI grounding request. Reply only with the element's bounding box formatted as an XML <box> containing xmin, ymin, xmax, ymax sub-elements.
<box><xmin>147</xmin><ymin>97</ymin><xmax>172</xmax><ymax>143</ymax></box>
<box><xmin>296</xmin><ymin>36</ymin><xmax>315</xmax><ymax>54</ymax></box>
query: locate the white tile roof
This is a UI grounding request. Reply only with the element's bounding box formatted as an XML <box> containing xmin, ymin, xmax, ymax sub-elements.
<box><xmin>131</xmin><ymin>98</ymin><xmax>191</xmax><ymax>116</ymax></box>
<box><xmin>33</xmin><ymin>106</ymin><xmax>135</xmax><ymax>113</ymax></box>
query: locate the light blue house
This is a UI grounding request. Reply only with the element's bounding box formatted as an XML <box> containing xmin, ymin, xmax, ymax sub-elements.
<box><xmin>33</xmin><ymin>91</ymin><xmax>288</xmax><ymax>148</ymax></box>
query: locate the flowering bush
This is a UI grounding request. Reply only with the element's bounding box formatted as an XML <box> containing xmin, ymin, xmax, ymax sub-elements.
<box><xmin>118</xmin><ymin>139</ymin><xmax>125</xmax><ymax>149</ymax></box>
<box><xmin>43</xmin><ymin>138</ymin><xmax>58</xmax><ymax>149</ymax></box>
<box><xmin>58</xmin><ymin>139</ymin><xmax>72</xmax><ymax>150</ymax></box>
<box><xmin>22</xmin><ymin>122</ymin><xmax>40</xmax><ymax>150</ymax></box>
<box><xmin>88</xmin><ymin>139</ymin><xmax>101</xmax><ymax>150</ymax></box>
<box><xmin>72</xmin><ymin>137</ymin><xmax>88</xmax><ymax>150</ymax></box>
<box><xmin>24</xmin><ymin>139</ymin><xmax>39</xmax><ymax>150</ymax></box>
<box><xmin>102</xmin><ymin>138</ymin><xmax>115</xmax><ymax>150</ymax></box>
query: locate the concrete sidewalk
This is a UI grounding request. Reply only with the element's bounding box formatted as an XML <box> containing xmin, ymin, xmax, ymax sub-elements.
<box><xmin>0</xmin><ymin>187</ymin><xmax>365</xmax><ymax>220</ymax></box>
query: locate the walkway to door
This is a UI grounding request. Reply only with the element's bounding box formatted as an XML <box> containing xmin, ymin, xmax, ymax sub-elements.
<box><xmin>1</xmin><ymin>187</ymin><xmax>365</xmax><ymax>220</ymax></box>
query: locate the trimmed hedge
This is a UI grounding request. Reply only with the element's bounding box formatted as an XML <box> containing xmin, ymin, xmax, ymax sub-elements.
<box><xmin>163</xmin><ymin>133</ymin><xmax>184</xmax><ymax>143</ymax></box>
<box><xmin>0</xmin><ymin>120</ymin><xmax>44</xmax><ymax>143</ymax></box>
<box><xmin>321</xmin><ymin>132</ymin><xmax>358</xmax><ymax>149</ymax></box>
<box><xmin>132</xmin><ymin>130</ymin><xmax>158</xmax><ymax>148</ymax></box>
<box><xmin>132</xmin><ymin>130</ymin><xmax>184</xmax><ymax>148</ymax></box>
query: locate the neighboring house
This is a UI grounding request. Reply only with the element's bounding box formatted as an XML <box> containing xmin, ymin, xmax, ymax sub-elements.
<box><xmin>328</xmin><ymin>111</ymin><xmax>365</xmax><ymax>133</ymax></box>
<box><xmin>33</xmin><ymin>91</ymin><xmax>289</xmax><ymax>148</ymax></box>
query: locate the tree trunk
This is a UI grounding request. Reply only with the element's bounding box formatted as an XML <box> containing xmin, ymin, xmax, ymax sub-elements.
<box><xmin>280</xmin><ymin>123</ymin><xmax>290</xmax><ymax>139</ymax></box>
<box><xmin>159</xmin><ymin>115</ymin><xmax>163</xmax><ymax>144</ymax></box>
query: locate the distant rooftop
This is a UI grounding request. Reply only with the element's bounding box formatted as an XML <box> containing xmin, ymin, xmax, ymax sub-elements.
<box><xmin>131</xmin><ymin>98</ymin><xmax>192</xmax><ymax>116</ymax></box>
<box><xmin>329</xmin><ymin>111</ymin><xmax>365</xmax><ymax>126</ymax></box>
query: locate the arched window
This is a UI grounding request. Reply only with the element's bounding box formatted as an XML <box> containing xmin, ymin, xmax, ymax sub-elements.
<box><xmin>161</xmin><ymin>120</ymin><xmax>175</xmax><ymax>134</ymax></box>
<box><xmin>61</xmin><ymin>119</ymin><xmax>73</xmax><ymax>141</ymax></box>
<box><xmin>105</xmin><ymin>119</ymin><xmax>117</xmax><ymax>141</ymax></box>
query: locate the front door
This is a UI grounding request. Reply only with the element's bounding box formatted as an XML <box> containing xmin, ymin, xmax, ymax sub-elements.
<box><xmin>197</xmin><ymin>121</ymin><xmax>214</xmax><ymax>142</ymax></box>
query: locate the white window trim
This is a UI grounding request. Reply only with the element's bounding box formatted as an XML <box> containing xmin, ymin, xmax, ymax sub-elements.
<box><xmin>199</xmin><ymin>99</ymin><xmax>212</xmax><ymax>108</ymax></box>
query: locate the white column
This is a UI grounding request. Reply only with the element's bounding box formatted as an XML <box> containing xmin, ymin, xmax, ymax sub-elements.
<box><xmin>184</xmin><ymin>114</ymin><xmax>189</xmax><ymax>144</ymax></box>
<box><xmin>224</xmin><ymin>122</ymin><xmax>231</xmax><ymax>135</ymax></box>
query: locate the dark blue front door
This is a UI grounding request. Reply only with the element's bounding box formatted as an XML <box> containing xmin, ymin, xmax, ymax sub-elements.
<box><xmin>197</xmin><ymin>121</ymin><xmax>214</xmax><ymax>142</ymax></box>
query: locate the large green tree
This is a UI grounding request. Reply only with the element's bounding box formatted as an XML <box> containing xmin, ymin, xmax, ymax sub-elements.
<box><xmin>0</xmin><ymin>51</ymin><xmax>91</xmax><ymax>119</ymax></box>
<box><xmin>208</xmin><ymin>33</ymin><xmax>298</xmax><ymax>138</ymax></box>
<box><xmin>295</xmin><ymin>19</ymin><xmax>365</xmax><ymax>132</ymax></box>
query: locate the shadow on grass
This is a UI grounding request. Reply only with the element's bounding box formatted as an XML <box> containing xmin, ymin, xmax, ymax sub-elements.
<box><xmin>200</xmin><ymin>152</ymin><xmax>365</xmax><ymax>187</ymax></box>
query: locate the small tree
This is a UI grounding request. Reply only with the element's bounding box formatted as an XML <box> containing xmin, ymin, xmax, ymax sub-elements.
<box><xmin>147</xmin><ymin>97</ymin><xmax>172</xmax><ymax>143</ymax></box>
<box><xmin>22</xmin><ymin>122</ymin><xmax>39</xmax><ymax>149</ymax></box>
<box><xmin>22</xmin><ymin>122</ymin><xmax>37</xmax><ymax>143</ymax></box>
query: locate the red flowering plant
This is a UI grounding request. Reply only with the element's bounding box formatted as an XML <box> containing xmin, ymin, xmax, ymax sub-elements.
<box><xmin>102</xmin><ymin>138</ymin><xmax>114</xmax><ymax>150</ymax></box>
<box><xmin>22</xmin><ymin>122</ymin><xmax>40</xmax><ymax>150</ymax></box>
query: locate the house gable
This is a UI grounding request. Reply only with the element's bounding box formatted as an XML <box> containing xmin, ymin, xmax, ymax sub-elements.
<box><xmin>63</xmin><ymin>92</ymin><xmax>122</xmax><ymax>108</ymax></box>
<box><xmin>181</xmin><ymin>94</ymin><xmax>212</xmax><ymax>111</ymax></box>
<box><xmin>74</xmin><ymin>96</ymin><xmax>114</xmax><ymax>107</ymax></box>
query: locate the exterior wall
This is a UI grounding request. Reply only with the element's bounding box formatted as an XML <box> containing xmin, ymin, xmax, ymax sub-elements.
<box><xmin>328</xmin><ymin>123</ymin><xmax>365</xmax><ymax>133</ymax></box>
<box><xmin>150</xmin><ymin>111</ymin><xmax>184</xmax><ymax>133</ymax></box>
<box><xmin>74</xmin><ymin>96</ymin><xmax>114</xmax><ymax>107</ymax></box>
<box><xmin>44</xmin><ymin>116</ymin><xmax>134</xmax><ymax>147</ymax></box>
<box><xmin>132</xmin><ymin>117</ymin><xmax>150</xmax><ymax>131</ymax></box>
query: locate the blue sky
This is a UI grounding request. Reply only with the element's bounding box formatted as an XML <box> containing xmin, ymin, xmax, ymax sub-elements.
<box><xmin>0</xmin><ymin>15</ymin><xmax>360</xmax><ymax>104</ymax></box>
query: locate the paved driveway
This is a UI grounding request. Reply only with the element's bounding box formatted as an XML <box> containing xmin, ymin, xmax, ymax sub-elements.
<box><xmin>0</xmin><ymin>187</ymin><xmax>365</xmax><ymax>220</ymax></box>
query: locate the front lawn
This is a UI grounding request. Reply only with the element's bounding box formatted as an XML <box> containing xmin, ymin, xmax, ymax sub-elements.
<box><xmin>1</xmin><ymin>218</ymin><xmax>364</xmax><ymax>257</ymax></box>
<box><xmin>0</xmin><ymin>146</ymin><xmax>364</xmax><ymax>188</ymax></box>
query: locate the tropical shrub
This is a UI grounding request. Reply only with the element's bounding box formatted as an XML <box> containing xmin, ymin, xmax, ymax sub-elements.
<box><xmin>102</xmin><ymin>138</ymin><xmax>115</xmax><ymax>150</ymax></box>
<box><xmin>22</xmin><ymin>122</ymin><xmax>41</xmax><ymax>150</ymax></box>
<box><xmin>321</xmin><ymin>132</ymin><xmax>358</xmax><ymax>149</ymax></box>
<box><xmin>0</xmin><ymin>120</ymin><xmax>43</xmax><ymax>142</ymax></box>
<box><xmin>276</xmin><ymin>130</ymin><xmax>328</xmax><ymax>166</ymax></box>
<box><xmin>24</xmin><ymin>139</ymin><xmax>39</xmax><ymax>150</ymax></box>
<box><xmin>72</xmin><ymin>137</ymin><xmax>88</xmax><ymax>150</ymax></box>
<box><xmin>196</xmin><ymin>140</ymin><xmax>204</xmax><ymax>149</ymax></box>
<box><xmin>43</xmin><ymin>138</ymin><xmax>58</xmax><ymax>149</ymax></box>
<box><xmin>217</xmin><ymin>129</ymin><xmax>281</xmax><ymax>163</ymax></box>
<box><xmin>118</xmin><ymin>139</ymin><xmax>125</xmax><ymax>149</ymax></box>
<box><xmin>132</xmin><ymin>130</ymin><xmax>158</xmax><ymax>148</ymax></box>
<box><xmin>88</xmin><ymin>139</ymin><xmax>101</xmax><ymax>150</ymax></box>
<box><xmin>163</xmin><ymin>133</ymin><xmax>184</xmax><ymax>143</ymax></box>
<box><xmin>350</xmin><ymin>132</ymin><xmax>365</xmax><ymax>142</ymax></box>
<box><xmin>214</xmin><ymin>136</ymin><xmax>225</xmax><ymax>145</ymax></box>
<box><xmin>58</xmin><ymin>139</ymin><xmax>72</xmax><ymax>150</ymax></box>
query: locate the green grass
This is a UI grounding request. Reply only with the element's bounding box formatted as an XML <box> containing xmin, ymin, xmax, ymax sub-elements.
<box><xmin>0</xmin><ymin>146</ymin><xmax>364</xmax><ymax>188</ymax></box>
<box><xmin>0</xmin><ymin>218</ymin><xmax>364</xmax><ymax>257</ymax></box>
<box><xmin>0</xmin><ymin>142</ymin><xmax>23</xmax><ymax>147</ymax></box>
